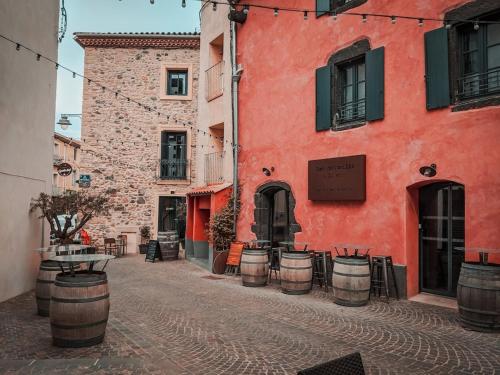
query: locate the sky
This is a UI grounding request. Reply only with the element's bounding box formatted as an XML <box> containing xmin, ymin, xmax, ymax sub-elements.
<box><xmin>55</xmin><ymin>0</ymin><xmax>201</xmax><ymax>139</ymax></box>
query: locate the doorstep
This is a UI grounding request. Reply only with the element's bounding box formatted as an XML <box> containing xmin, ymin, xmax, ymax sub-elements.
<box><xmin>409</xmin><ymin>293</ymin><xmax>458</xmax><ymax>309</ymax></box>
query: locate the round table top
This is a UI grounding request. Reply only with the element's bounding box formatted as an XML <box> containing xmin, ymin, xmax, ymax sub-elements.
<box><xmin>332</xmin><ymin>243</ymin><xmax>371</xmax><ymax>250</ymax></box>
<box><xmin>49</xmin><ymin>254</ymin><xmax>115</xmax><ymax>263</ymax></box>
<box><xmin>34</xmin><ymin>244</ymin><xmax>92</xmax><ymax>253</ymax></box>
<box><xmin>279</xmin><ymin>241</ymin><xmax>308</xmax><ymax>246</ymax></box>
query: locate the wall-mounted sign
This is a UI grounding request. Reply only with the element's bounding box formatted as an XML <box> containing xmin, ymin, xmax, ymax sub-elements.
<box><xmin>308</xmin><ymin>155</ymin><xmax>366</xmax><ymax>201</ymax></box>
<box><xmin>78</xmin><ymin>174</ymin><xmax>91</xmax><ymax>188</ymax></box>
<box><xmin>57</xmin><ymin>163</ymin><xmax>73</xmax><ymax>177</ymax></box>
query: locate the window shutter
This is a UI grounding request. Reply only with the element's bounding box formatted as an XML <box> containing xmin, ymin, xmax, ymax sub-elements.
<box><xmin>424</xmin><ymin>28</ymin><xmax>450</xmax><ymax>110</ymax></box>
<box><xmin>366</xmin><ymin>47</ymin><xmax>385</xmax><ymax>121</ymax></box>
<box><xmin>315</xmin><ymin>65</ymin><xmax>332</xmax><ymax>131</ymax></box>
<box><xmin>316</xmin><ymin>0</ymin><xmax>330</xmax><ymax>17</ymax></box>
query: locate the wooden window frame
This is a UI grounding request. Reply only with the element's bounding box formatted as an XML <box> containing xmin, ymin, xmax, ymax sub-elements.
<box><xmin>156</xmin><ymin>127</ymin><xmax>191</xmax><ymax>185</ymax></box>
<box><xmin>160</xmin><ymin>63</ymin><xmax>193</xmax><ymax>101</ymax></box>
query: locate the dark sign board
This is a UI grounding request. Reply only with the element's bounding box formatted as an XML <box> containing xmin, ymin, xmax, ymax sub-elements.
<box><xmin>308</xmin><ymin>155</ymin><xmax>366</xmax><ymax>201</ymax></box>
<box><xmin>145</xmin><ymin>240</ymin><xmax>160</xmax><ymax>263</ymax></box>
<box><xmin>57</xmin><ymin>163</ymin><xmax>73</xmax><ymax>177</ymax></box>
<box><xmin>78</xmin><ymin>174</ymin><xmax>91</xmax><ymax>188</ymax></box>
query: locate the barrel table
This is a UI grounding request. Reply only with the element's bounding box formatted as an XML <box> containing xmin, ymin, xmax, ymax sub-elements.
<box><xmin>241</xmin><ymin>248</ymin><xmax>269</xmax><ymax>287</ymax></box>
<box><xmin>280</xmin><ymin>251</ymin><xmax>313</xmax><ymax>295</ymax></box>
<box><xmin>158</xmin><ymin>231</ymin><xmax>180</xmax><ymax>261</ymax></box>
<box><xmin>48</xmin><ymin>254</ymin><xmax>115</xmax><ymax>347</ymax></box>
<box><xmin>332</xmin><ymin>256</ymin><xmax>371</xmax><ymax>307</ymax></box>
<box><xmin>34</xmin><ymin>245</ymin><xmax>90</xmax><ymax>317</ymax></box>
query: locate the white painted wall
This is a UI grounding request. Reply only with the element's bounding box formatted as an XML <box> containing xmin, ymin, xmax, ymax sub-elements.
<box><xmin>0</xmin><ymin>0</ymin><xmax>59</xmax><ymax>302</ymax></box>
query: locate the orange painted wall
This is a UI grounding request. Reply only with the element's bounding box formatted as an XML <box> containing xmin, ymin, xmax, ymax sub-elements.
<box><xmin>235</xmin><ymin>0</ymin><xmax>500</xmax><ymax>296</ymax></box>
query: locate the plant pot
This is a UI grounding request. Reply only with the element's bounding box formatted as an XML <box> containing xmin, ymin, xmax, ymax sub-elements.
<box><xmin>212</xmin><ymin>250</ymin><xmax>229</xmax><ymax>274</ymax></box>
<box><xmin>138</xmin><ymin>244</ymin><xmax>148</xmax><ymax>254</ymax></box>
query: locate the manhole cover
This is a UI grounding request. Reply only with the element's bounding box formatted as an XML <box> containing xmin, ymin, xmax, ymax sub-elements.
<box><xmin>201</xmin><ymin>275</ymin><xmax>224</xmax><ymax>280</ymax></box>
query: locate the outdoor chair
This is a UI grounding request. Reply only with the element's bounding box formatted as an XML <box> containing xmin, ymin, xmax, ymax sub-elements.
<box><xmin>297</xmin><ymin>352</ymin><xmax>365</xmax><ymax>375</ymax></box>
<box><xmin>104</xmin><ymin>238</ymin><xmax>118</xmax><ymax>256</ymax></box>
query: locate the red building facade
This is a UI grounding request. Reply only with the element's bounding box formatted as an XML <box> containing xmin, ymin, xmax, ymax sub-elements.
<box><xmin>235</xmin><ymin>0</ymin><xmax>500</xmax><ymax>297</ymax></box>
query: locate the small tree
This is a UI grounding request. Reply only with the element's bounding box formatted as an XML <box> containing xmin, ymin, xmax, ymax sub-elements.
<box><xmin>30</xmin><ymin>190</ymin><xmax>112</xmax><ymax>243</ymax></box>
<box><xmin>206</xmin><ymin>193</ymin><xmax>240</xmax><ymax>252</ymax></box>
<box><xmin>139</xmin><ymin>225</ymin><xmax>151</xmax><ymax>244</ymax></box>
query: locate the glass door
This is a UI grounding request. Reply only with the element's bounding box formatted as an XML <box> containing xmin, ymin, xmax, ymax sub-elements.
<box><xmin>419</xmin><ymin>183</ymin><xmax>465</xmax><ymax>297</ymax></box>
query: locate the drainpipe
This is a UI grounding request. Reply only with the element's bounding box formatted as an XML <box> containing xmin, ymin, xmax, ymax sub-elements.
<box><xmin>230</xmin><ymin>19</ymin><xmax>242</xmax><ymax>235</ymax></box>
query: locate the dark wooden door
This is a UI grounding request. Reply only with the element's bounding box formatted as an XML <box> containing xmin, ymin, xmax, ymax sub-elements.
<box><xmin>419</xmin><ymin>183</ymin><xmax>465</xmax><ymax>297</ymax></box>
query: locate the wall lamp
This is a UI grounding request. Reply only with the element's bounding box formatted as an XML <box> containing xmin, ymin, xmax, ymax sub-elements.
<box><xmin>57</xmin><ymin>113</ymin><xmax>82</xmax><ymax>131</ymax></box>
<box><xmin>419</xmin><ymin>163</ymin><xmax>437</xmax><ymax>177</ymax></box>
<box><xmin>262</xmin><ymin>167</ymin><xmax>275</xmax><ymax>177</ymax></box>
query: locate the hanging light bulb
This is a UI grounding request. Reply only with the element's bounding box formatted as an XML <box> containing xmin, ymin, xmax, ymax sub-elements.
<box><xmin>362</xmin><ymin>14</ymin><xmax>367</xmax><ymax>23</ymax></box>
<box><xmin>150</xmin><ymin>0</ymin><xmax>154</xmax><ymax>4</ymax></box>
<box><xmin>418</xmin><ymin>18</ymin><xmax>424</xmax><ymax>27</ymax></box>
<box><xmin>444</xmin><ymin>20</ymin><xmax>451</xmax><ymax>29</ymax></box>
<box><xmin>243</xmin><ymin>5</ymin><xmax>249</xmax><ymax>15</ymax></box>
<box><xmin>16</xmin><ymin>43</ymin><xmax>20</xmax><ymax>51</ymax></box>
<box><xmin>72</xmin><ymin>72</ymin><xmax>76</xmax><ymax>78</ymax></box>
<box><xmin>212</xmin><ymin>1</ymin><xmax>216</xmax><ymax>11</ymax></box>
<box><xmin>274</xmin><ymin>8</ymin><xmax>278</xmax><ymax>17</ymax></box>
<box><xmin>36</xmin><ymin>54</ymin><xmax>41</xmax><ymax>61</ymax></box>
<box><xmin>182</xmin><ymin>0</ymin><xmax>186</xmax><ymax>8</ymax></box>
<box><xmin>304</xmin><ymin>11</ymin><xmax>308</xmax><ymax>20</ymax></box>
<box><xmin>474</xmin><ymin>21</ymin><xmax>479</xmax><ymax>31</ymax></box>
<box><xmin>391</xmin><ymin>16</ymin><xmax>396</xmax><ymax>24</ymax></box>
<box><xmin>332</xmin><ymin>11</ymin><xmax>337</xmax><ymax>20</ymax></box>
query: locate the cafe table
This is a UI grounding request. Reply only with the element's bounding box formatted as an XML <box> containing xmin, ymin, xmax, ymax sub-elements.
<box><xmin>278</xmin><ymin>241</ymin><xmax>309</xmax><ymax>251</ymax></box>
<box><xmin>47</xmin><ymin>253</ymin><xmax>115</xmax><ymax>347</ymax></box>
<box><xmin>332</xmin><ymin>243</ymin><xmax>371</xmax><ymax>258</ymax></box>
<box><xmin>249</xmin><ymin>239</ymin><xmax>271</xmax><ymax>249</ymax></box>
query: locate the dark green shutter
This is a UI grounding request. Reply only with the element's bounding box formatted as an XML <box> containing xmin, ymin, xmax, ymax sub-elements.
<box><xmin>316</xmin><ymin>65</ymin><xmax>332</xmax><ymax>131</ymax></box>
<box><xmin>424</xmin><ymin>28</ymin><xmax>450</xmax><ymax>110</ymax></box>
<box><xmin>366</xmin><ymin>47</ymin><xmax>385</xmax><ymax>121</ymax></box>
<box><xmin>316</xmin><ymin>0</ymin><xmax>330</xmax><ymax>17</ymax></box>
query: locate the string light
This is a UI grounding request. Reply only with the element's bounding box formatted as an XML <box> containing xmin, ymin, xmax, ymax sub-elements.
<box><xmin>418</xmin><ymin>18</ymin><xmax>424</xmax><ymax>27</ymax></box>
<box><xmin>332</xmin><ymin>11</ymin><xmax>337</xmax><ymax>21</ymax></box>
<box><xmin>391</xmin><ymin>16</ymin><xmax>396</xmax><ymax>24</ymax></box>
<box><xmin>474</xmin><ymin>21</ymin><xmax>479</xmax><ymax>31</ymax></box>
<box><xmin>15</xmin><ymin>43</ymin><xmax>20</xmax><ymax>51</ymax></box>
<box><xmin>212</xmin><ymin>1</ymin><xmax>216</xmax><ymax>11</ymax></box>
<box><xmin>444</xmin><ymin>20</ymin><xmax>451</xmax><ymax>29</ymax></box>
<box><xmin>362</xmin><ymin>14</ymin><xmax>367</xmax><ymax>23</ymax></box>
<box><xmin>303</xmin><ymin>11</ymin><xmax>308</xmax><ymax>20</ymax></box>
<box><xmin>274</xmin><ymin>8</ymin><xmax>278</xmax><ymax>17</ymax></box>
<box><xmin>72</xmin><ymin>72</ymin><xmax>76</xmax><ymax>78</ymax></box>
<box><xmin>36</xmin><ymin>54</ymin><xmax>41</xmax><ymax>61</ymax></box>
<box><xmin>182</xmin><ymin>0</ymin><xmax>186</xmax><ymax>8</ymax></box>
<box><xmin>243</xmin><ymin>5</ymin><xmax>249</xmax><ymax>15</ymax></box>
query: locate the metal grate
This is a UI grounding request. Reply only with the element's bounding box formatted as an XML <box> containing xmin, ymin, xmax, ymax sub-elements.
<box><xmin>457</xmin><ymin>67</ymin><xmax>500</xmax><ymax>100</ymax></box>
<box><xmin>336</xmin><ymin>98</ymin><xmax>366</xmax><ymax>129</ymax></box>
<box><xmin>160</xmin><ymin>159</ymin><xmax>188</xmax><ymax>180</ymax></box>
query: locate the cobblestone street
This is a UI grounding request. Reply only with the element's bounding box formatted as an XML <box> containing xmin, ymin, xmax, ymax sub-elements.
<box><xmin>0</xmin><ymin>256</ymin><xmax>498</xmax><ymax>374</ymax></box>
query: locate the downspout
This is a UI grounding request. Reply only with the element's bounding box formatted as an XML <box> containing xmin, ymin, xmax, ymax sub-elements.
<box><xmin>230</xmin><ymin>20</ymin><xmax>240</xmax><ymax>234</ymax></box>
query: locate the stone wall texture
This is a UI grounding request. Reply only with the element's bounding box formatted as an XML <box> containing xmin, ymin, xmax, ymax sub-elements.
<box><xmin>80</xmin><ymin>42</ymin><xmax>199</xmax><ymax>249</ymax></box>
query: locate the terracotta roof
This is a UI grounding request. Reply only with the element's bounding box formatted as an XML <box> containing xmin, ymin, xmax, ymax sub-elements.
<box><xmin>74</xmin><ymin>32</ymin><xmax>200</xmax><ymax>49</ymax></box>
<box><xmin>54</xmin><ymin>132</ymin><xmax>81</xmax><ymax>148</ymax></box>
<box><xmin>187</xmin><ymin>183</ymin><xmax>233</xmax><ymax>196</ymax></box>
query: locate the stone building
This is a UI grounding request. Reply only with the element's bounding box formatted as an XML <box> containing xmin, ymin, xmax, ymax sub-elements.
<box><xmin>75</xmin><ymin>32</ymin><xmax>200</xmax><ymax>252</ymax></box>
<box><xmin>52</xmin><ymin>132</ymin><xmax>80</xmax><ymax>195</ymax></box>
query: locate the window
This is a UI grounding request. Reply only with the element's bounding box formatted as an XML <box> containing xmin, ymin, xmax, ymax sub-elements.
<box><xmin>73</xmin><ymin>148</ymin><xmax>78</xmax><ymax>161</ymax></box>
<box><xmin>160</xmin><ymin>64</ymin><xmax>193</xmax><ymax>100</ymax></box>
<box><xmin>338</xmin><ymin>59</ymin><xmax>366</xmax><ymax>125</ymax></box>
<box><xmin>457</xmin><ymin>20</ymin><xmax>500</xmax><ymax>100</ymax></box>
<box><xmin>160</xmin><ymin>132</ymin><xmax>187</xmax><ymax>180</ymax></box>
<box><xmin>315</xmin><ymin>40</ymin><xmax>384</xmax><ymax>132</ymax></box>
<box><xmin>167</xmin><ymin>70</ymin><xmax>188</xmax><ymax>96</ymax></box>
<box><xmin>316</xmin><ymin>0</ymin><xmax>367</xmax><ymax>17</ymax></box>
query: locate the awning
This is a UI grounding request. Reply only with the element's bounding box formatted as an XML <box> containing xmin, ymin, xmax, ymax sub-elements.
<box><xmin>186</xmin><ymin>183</ymin><xmax>232</xmax><ymax>196</ymax></box>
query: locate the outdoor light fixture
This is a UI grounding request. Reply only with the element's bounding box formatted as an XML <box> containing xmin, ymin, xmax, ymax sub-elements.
<box><xmin>228</xmin><ymin>8</ymin><xmax>247</xmax><ymax>24</ymax></box>
<box><xmin>419</xmin><ymin>164</ymin><xmax>437</xmax><ymax>177</ymax></box>
<box><xmin>181</xmin><ymin>0</ymin><xmax>186</xmax><ymax>8</ymax></box>
<box><xmin>262</xmin><ymin>167</ymin><xmax>275</xmax><ymax>177</ymax></box>
<box><xmin>57</xmin><ymin>114</ymin><xmax>81</xmax><ymax>131</ymax></box>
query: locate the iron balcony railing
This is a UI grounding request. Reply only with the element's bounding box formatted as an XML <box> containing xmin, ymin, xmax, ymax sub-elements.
<box><xmin>335</xmin><ymin>98</ymin><xmax>366</xmax><ymax>129</ymax></box>
<box><xmin>160</xmin><ymin>159</ymin><xmax>189</xmax><ymax>180</ymax></box>
<box><xmin>204</xmin><ymin>151</ymin><xmax>224</xmax><ymax>185</ymax></box>
<box><xmin>205</xmin><ymin>61</ymin><xmax>224</xmax><ymax>101</ymax></box>
<box><xmin>457</xmin><ymin>67</ymin><xmax>500</xmax><ymax>100</ymax></box>
<box><xmin>53</xmin><ymin>154</ymin><xmax>63</xmax><ymax>165</ymax></box>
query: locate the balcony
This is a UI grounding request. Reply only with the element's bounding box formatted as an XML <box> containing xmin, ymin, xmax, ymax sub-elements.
<box><xmin>457</xmin><ymin>68</ymin><xmax>500</xmax><ymax>101</ymax></box>
<box><xmin>205</xmin><ymin>61</ymin><xmax>224</xmax><ymax>101</ymax></box>
<box><xmin>335</xmin><ymin>98</ymin><xmax>366</xmax><ymax>130</ymax></box>
<box><xmin>204</xmin><ymin>152</ymin><xmax>224</xmax><ymax>185</ymax></box>
<box><xmin>160</xmin><ymin>159</ymin><xmax>189</xmax><ymax>180</ymax></box>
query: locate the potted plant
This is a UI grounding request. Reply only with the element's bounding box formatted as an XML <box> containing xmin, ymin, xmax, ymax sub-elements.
<box><xmin>30</xmin><ymin>190</ymin><xmax>111</xmax><ymax>245</ymax></box>
<box><xmin>139</xmin><ymin>225</ymin><xmax>151</xmax><ymax>254</ymax></box>
<box><xmin>207</xmin><ymin>193</ymin><xmax>240</xmax><ymax>274</ymax></box>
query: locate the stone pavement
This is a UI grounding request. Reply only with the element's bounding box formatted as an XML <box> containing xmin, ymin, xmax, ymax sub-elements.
<box><xmin>0</xmin><ymin>256</ymin><xmax>498</xmax><ymax>374</ymax></box>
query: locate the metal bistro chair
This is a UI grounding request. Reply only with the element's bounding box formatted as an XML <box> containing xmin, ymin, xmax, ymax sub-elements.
<box><xmin>117</xmin><ymin>234</ymin><xmax>127</xmax><ymax>255</ymax></box>
<box><xmin>104</xmin><ymin>238</ymin><xmax>118</xmax><ymax>256</ymax></box>
<box><xmin>308</xmin><ymin>250</ymin><xmax>333</xmax><ymax>292</ymax></box>
<box><xmin>370</xmin><ymin>255</ymin><xmax>400</xmax><ymax>302</ymax></box>
<box><xmin>297</xmin><ymin>352</ymin><xmax>365</xmax><ymax>375</ymax></box>
<box><xmin>268</xmin><ymin>247</ymin><xmax>284</xmax><ymax>282</ymax></box>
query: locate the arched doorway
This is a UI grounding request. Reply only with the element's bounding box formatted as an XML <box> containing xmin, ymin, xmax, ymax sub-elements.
<box><xmin>251</xmin><ymin>182</ymin><xmax>301</xmax><ymax>247</ymax></box>
<box><xmin>419</xmin><ymin>182</ymin><xmax>465</xmax><ymax>297</ymax></box>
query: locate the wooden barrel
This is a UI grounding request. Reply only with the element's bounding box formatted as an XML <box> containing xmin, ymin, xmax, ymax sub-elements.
<box><xmin>159</xmin><ymin>241</ymin><xmax>179</xmax><ymax>261</ymax></box>
<box><xmin>280</xmin><ymin>251</ymin><xmax>312</xmax><ymax>295</ymax></box>
<box><xmin>35</xmin><ymin>260</ymin><xmax>78</xmax><ymax>317</ymax></box>
<box><xmin>332</xmin><ymin>257</ymin><xmax>370</xmax><ymax>307</ymax></box>
<box><xmin>50</xmin><ymin>271</ymin><xmax>110</xmax><ymax>347</ymax></box>
<box><xmin>457</xmin><ymin>262</ymin><xmax>500</xmax><ymax>332</ymax></box>
<box><xmin>241</xmin><ymin>248</ymin><xmax>269</xmax><ymax>287</ymax></box>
